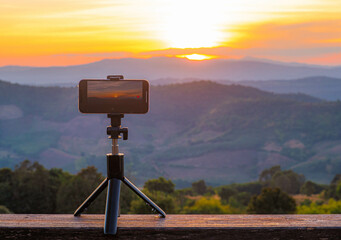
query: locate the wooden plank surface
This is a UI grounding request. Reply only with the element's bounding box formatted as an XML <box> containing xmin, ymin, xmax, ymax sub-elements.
<box><xmin>0</xmin><ymin>214</ymin><xmax>340</xmax><ymax>239</ymax></box>
<box><xmin>1</xmin><ymin>214</ymin><xmax>341</xmax><ymax>228</ymax></box>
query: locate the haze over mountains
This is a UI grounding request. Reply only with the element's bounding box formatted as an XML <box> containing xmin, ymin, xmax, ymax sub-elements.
<box><xmin>0</xmin><ymin>80</ymin><xmax>340</xmax><ymax>187</ymax></box>
<box><xmin>238</xmin><ymin>76</ymin><xmax>341</xmax><ymax>101</ymax></box>
<box><xmin>1</xmin><ymin>57</ymin><xmax>341</xmax><ymax>186</ymax></box>
<box><xmin>1</xmin><ymin>57</ymin><xmax>341</xmax><ymax>86</ymax></box>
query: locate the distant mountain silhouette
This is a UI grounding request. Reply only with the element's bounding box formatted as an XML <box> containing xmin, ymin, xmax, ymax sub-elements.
<box><xmin>238</xmin><ymin>76</ymin><xmax>341</xmax><ymax>100</ymax></box>
<box><xmin>1</xmin><ymin>57</ymin><xmax>341</xmax><ymax>86</ymax></box>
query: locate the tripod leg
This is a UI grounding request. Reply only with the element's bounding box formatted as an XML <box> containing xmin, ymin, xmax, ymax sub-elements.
<box><xmin>104</xmin><ymin>178</ymin><xmax>121</xmax><ymax>235</ymax></box>
<box><xmin>74</xmin><ymin>178</ymin><xmax>108</xmax><ymax>216</ymax></box>
<box><xmin>122</xmin><ymin>177</ymin><xmax>166</xmax><ymax>218</ymax></box>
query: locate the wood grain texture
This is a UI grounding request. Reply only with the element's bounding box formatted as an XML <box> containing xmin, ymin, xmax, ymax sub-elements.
<box><xmin>0</xmin><ymin>214</ymin><xmax>340</xmax><ymax>239</ymax></box>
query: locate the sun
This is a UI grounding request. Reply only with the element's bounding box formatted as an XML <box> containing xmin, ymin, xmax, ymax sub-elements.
<box><xmin>160</xmin><ymin>1</ymin><xmax>225</xmax><ymax>49</ymax></box>
<box><xmin>177</xmin><ymin>54</ymin><xmax>216</xmax><ymax>61</ymax></box>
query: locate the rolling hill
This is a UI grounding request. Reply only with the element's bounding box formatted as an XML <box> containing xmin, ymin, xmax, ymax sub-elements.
<box><xmin>0</xmin><ymin>80</ymin><xmax>340</xmax><ymax>186</ymax></box>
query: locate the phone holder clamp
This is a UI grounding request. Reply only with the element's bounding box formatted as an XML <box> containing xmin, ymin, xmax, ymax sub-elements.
<box><xmin>107</xmin><ymin>75</ymin><xmax>124</xmax><ymax>81</ymax></box>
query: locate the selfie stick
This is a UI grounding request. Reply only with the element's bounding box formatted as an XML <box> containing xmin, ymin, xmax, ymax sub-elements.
<box><xmin>74</xmin><ymin>75</ymin><xmax>166</xmax><ymax>235</ymax></box>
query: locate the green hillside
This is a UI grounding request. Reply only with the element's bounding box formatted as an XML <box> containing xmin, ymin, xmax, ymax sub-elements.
<box><xmin>0</xmin><ymin>80</ymin><xmax>340</xmax><ymax>185</ymax></box>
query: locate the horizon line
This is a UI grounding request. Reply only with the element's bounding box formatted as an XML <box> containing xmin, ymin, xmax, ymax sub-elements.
<box><xmin>0</xmin><ymin>56</ymin><xmax>340</xmax><ymax>69</ymax></box>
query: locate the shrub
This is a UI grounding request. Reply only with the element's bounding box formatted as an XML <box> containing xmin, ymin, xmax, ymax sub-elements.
<box><xmin>247</xmin><ymin>188</ymin><xmax>296</xmax><ymax>214</ymax></box>
<box><xmin>183</xmin><ymin>197</ymin><xmax>231</xmax><ymax>214</ymax></box>
<box><xmin>297</xmin><ymin>199</ymin><xmax>341</xmax><ymax>214</ymax></box>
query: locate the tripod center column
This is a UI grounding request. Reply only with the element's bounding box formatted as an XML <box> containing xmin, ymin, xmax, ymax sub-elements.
<box><xmin>112</xmin><ymin>138</ymin><xmax>119</xmax><ymax>155</ymax></box>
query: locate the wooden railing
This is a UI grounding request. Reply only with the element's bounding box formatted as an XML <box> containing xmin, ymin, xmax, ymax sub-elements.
<box><xmin>0</xmin><ymin>214</ymin><xmax>340</xmax><ymax>239</ymax></box>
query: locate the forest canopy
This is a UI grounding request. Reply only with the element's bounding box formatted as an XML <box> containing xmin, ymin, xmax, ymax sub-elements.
<box><xmin>0</xmin><ymin>161</ymin><xmax>340</xmax><ymax>214</ymax></box>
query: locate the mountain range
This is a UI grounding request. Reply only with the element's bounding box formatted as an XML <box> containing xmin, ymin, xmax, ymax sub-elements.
<box><xmin>0</xmin><ymin>79</ymin><xmax>340</xmax><ymax>187</ymax></box>
<box><xmin>1</xmin><ymin>57</ymin><xmax>341</xmax><ymax>86</ymax></box>
<box><xmin>237</xmin><ymin>76</ymin><xmax>341</xmax><ymax>101</ymax></box>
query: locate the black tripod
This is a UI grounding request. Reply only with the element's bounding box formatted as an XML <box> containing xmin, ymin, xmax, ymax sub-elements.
<box><xmin>74</xmin><ymin>113</ymin><xmax>166</xmax><ymax>235</ymax></box>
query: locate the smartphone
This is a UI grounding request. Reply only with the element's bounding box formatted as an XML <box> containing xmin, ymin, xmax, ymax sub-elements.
<box><xmin>79</xmin><ymin>79</ymin><xmax>149</xmax><ymax>114</ymax></box>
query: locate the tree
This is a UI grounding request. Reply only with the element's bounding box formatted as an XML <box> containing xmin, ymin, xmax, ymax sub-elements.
<box><xmin>174</xmin><ymin>189</ymin><xmax>193</xmax><ymax>211</ymax></box>
<box><xmin>324</xmin><ymin>174</ymin><xmax>341</xmax><ymax>200</ymax></box>
<box><xmin>259</xmin><ymin>165</ymin><xmax>281</xmax><ymax>183</ymax></box>
<box><xmin>270</xmin><ymin>170</ymin><xmax>305</xmax><ymax>194</ymax></box>
<box><xmin>9</xmin><ymin>160</ymin><xmax>59</xmax><ymax>213</ymax></box>
<box><xmin>336</xmin><ymin>182</ymin><xmax>341</xmax><ymax>200</ymax></box>
<box><xmin>229</xmin><ymin>192</ymin><xmax>252</xmax><ymax>208</ymax></box>
<box><xmin>300</xmin><ymin>180</ymin><xmax>325</xmax><ymax>196</ymax></box>
<box><xmin>0</xmin><ymin>168</ymin><xmax>13</xmax><ymax>211</ymax></box>
<box><xmin>218</xmin><ymin>187</ymin><xmax>237</xmax><ymax>204</ymax></box>
<box><xmin>192</xmin><ymin>180</ymin><xmax>207</xmax><ymax>195</ymax></box>
<box><xmin>130</xmin><ymin>189</ymin><xmax>177</xmax><ymax>214</ymax></box>
<box><xmin>247</xmin><ymin>188</ymin><xmax>296</xmax><ymax>214</ymax></box>
<box><xmin>48</xmin><ymin>168</ymin><xmax>72</xmax><ymax>213</ymax></box>
<box><xmin>120</xmin><ymin>183</ymin><xmax>137</xmax><ymax>214</ymax></box>
<box><xmin>144</xmin><ymin>177</ymin><xmax>175</xmax><ymax>194</ymax></box>
<box><xmin>56</xmin><ymin>166</ymin><xmax>106</xmax><ymax>213</ymax></box>
<box><xmin>331</xmin><ymin>174</ymin><xmax>341</xmax><ymax>185</ymax></box>
<box><xmin>258</xmin><ymin>166</ymin><xmax>305</xmax><ymax>194</ymax></box>
<box><xmin>131</xmin><ymin>177</ymin><xmax>177</xmax><ymax>214</ymax></box>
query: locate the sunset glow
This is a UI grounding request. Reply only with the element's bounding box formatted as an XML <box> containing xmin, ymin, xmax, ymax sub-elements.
<box><xmin>159</xmin><ymin>1</ymin><xmax>226</xmax><ymax>48</ymax></box>
<box><xmin>0</xmin><ymin>0</ymin><xmax>341</xmax><ymax>66</ymax></box>
<box><xmin>177</xmin><ymin>54</ymin><xmax>216</xmax><ymax>61</ymax></box>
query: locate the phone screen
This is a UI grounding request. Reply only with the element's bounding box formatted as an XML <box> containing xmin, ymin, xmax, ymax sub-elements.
<box><xmin>88</xmin><ymin>81</ymin><xmax>143</xmax><ymax>101</ymax></box>
<box><xmin>79</xmin><ymin>79</ymin><xmax>149</xmax><ymax>114</ymax></box>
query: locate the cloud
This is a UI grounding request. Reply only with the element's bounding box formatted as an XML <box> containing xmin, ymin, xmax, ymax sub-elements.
<box><xmin>1</xmin><ymin>2</ymin><xmax>341</xmax><ymax>66</ymax></box>
<box><xmin>230</xmin><ymin>19</ymin><xmax>341</xmax><ymax>49</ymax></box>
<box><xmin>134</xmin><ymin>18</ymin><xmax>341</xmax><ymax>64</ymax></box>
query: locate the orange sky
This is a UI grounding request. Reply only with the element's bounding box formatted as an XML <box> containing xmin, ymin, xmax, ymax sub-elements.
<box><xmin>0</xmin><ymin>0</ymin><xmax>341</xmax><ymax>66</ymax></box>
